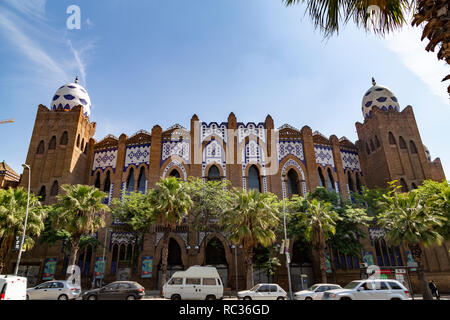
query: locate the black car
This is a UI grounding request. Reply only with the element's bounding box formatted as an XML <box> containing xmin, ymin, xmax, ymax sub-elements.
<box><xmin>82</xmin><ymin>281</ymin><xmax>145</xmax><ymax>300</ymax></box>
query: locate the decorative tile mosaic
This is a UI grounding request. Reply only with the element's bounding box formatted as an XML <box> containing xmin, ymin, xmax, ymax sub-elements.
<box><xmin>201</xmin><ymin>122</ymin><xmax>227</xmax><ymax>143</ymax></box>
<box><xmin>314</xmin><ymin>145</ymin><xmax>335</xmax><ymax>169</ymax></box>
<box><xmin>237</xmin><ymin>123</ymin><xmax>266</xmax><ymax>144</ymax></box>
<box><xmin>277</xmin><ymin>141</ymin><xmax>305</xmax><ymax>164</ymax></box>
<box><xmin>162</xmin><ymin>160</ymin><xmax>187</xmax><ymax>181</ymax></box>
<box><xmin>161</xmin><ymin>140</ymin><xmax>190</xmax><ymax>164</ymax></box>
<box><xmin>124</xmin><ymin>143</ymin><xmax>150</xmax><ymax>172</ymax></box>
<box><xmin>340</xmin><ymin>149</ymin><xmax>362</xmax><ymax>172</ymax></box>
<box><xmin>110</xmin><ymin>232</ymin><xmax>136</xmax><ymax>249</ymax></box>
<box><xmin>281</xmin><ymin>159</ymin><xmax>306</xmax><ymax>198</ymax></box>
<box><xmin>92</xmin><ymin>148</ymin><xmax>117</xmax><ymax>175</ymax></box>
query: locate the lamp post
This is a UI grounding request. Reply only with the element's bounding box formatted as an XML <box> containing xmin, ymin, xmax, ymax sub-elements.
<box><xmin>231</xmin><ymin>244</ymin><xmax>240</xmax><ymax>296</ymax></box>
<box><xmin>99</xmin><ymin>228</ymin><xmax>112</xmax><ymax>288</ymax></box>
<box><xmin>14</xmin><ymin>164</ymin><xmax>31</xmax><ymax>276</ymax></box>
<box><xmin>282</xmin><ymin>172</ymin><xmax>293</xmax><ymax>300</ymax></box>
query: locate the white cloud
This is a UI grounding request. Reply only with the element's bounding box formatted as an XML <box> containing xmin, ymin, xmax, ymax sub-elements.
<box><xmin>386</xmin><ymin>26</ymin><xmax>449</xmax><ymax>105</ymax></box>
<box><xmin>4</xmin><ymin>0</ymin><xmax>47</xmax><ymax>20</ymax></box>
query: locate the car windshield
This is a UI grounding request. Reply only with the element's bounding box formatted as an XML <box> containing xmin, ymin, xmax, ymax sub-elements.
<box><xmin>250</xmin><ymin>285</ymin><xmax>260</xmax><ymax>291</ymax></box>
<box><xmin>344</xmin><ymin>281</ymin><xmax>361</xmax><ymax>289</ymax></box>
<box><xmin>307</xmin><ymin>284</ymin><xmax>320</xmax><ymax>291</ymax></box>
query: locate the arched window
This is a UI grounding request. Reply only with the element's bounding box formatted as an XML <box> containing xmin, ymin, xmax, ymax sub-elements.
<box><xmin>104</xmin><ymin>171</ymin><xmax>111</xmax><ymax>193</ymax></box>
<box><xmin>48</xmin><ymin>136</ymin><xmax>56</xmax><ymax>150</ymax></box>
<box><xmin>38</xmin><ymin>186</ymin><xmax>46</xmax><ymax>202</ymax></box>
<box><xmin>119</xmin><ymin>244</ymin><xmax>126</xmax><ymax>261</ymax></box>
<box><xmin>366</xmin><ymin>143</ymin><xmax>371</xmax><ymax>155</ymax></box>
<box><xmin>37</xmin><ymin>140</ymin><xmax>45</xmax><ymax>154</ymax></box>
<box><xmin>399</xmin><ymin>136</ymin><xmax>407</xmax><ymax>149</ymax></box>
<box><xmin>327</xmin><ymin>168</ymin><xmax>335</xmax><ymax>191</ymax></box>
<box><xmin>169</xmin><ymin>169</ymin><xmax>181</xmax><ymax>179</ymax></box>
<box><xmin>60</xmin><ymin>131</ymin><xmax>68</xmax><ymax>145</ymax></box>
<box><xmin>248</xmin><ymin>165</ymin><xmax>261</xmax><ymax>192</ymax></box>
<box><xmin>84</xmin><ymin>144</ymin><xmax>88</xmax><ymax>154</ymax></box>
<box><xmin>50</xmin><ymin>180</ymin><xmax>59</xmax><ymax>196</ymax></box>
<box><xmin>137</xmin><ymin>167</ymin><xmax>146</xmax><ymax>193</ymax></box>
<box><xmin>207</xmin><ymin>165</ymin><xmax>221</xmax><ymax>181</ymax></box>
<box><xmin>388</xmin><ymin>132</ymin><xmax>396</xmax><ymax>145</ymax></box>
<box><xmin>126</xmin><ymin>168</ymin><xmax>135</xmax><ymax>192</ymax></box>
<box><xmin>111</xmin><ymin>244</ymin><xmax>119</xmax><ymax>275</ymax></box>
<box><xmin>76</xmin><ymin>134</ymin><xmax>80</xmax><ymax>148</ymax></box>
<box><xmin>400</xmin><ymin>178</ymin><xmax>408</xmax><ymax>192</ymax></box>
<box><xmin>370</xmin><ymin>139</ymin><xmax>375</xmax><ymax>152</ymax></box>
<box><xmin>318</xmin><ymin>167</ymin><xmax>325</xmax><ymax>187</ymax></box>
<box><xmin>411</xmin><ymin>183</ymin><xmax>417</xmax><ymax>190</ymax></box>
<box><xmin>287</xmin><ymin>169</ymin><xmax>300</xmax><ymax>196</ymax></box>
<box><xmin>348</xmin><ymin>171</ymin><xmax>355</xmax><ymax>192</ymax></box>
<box><xmin>355</xmin><ymin>173</ymin><xmax>362</xmax><ymax>192</ymax></box>
<box><xmin>375</xmin><ymin>135</ymin><xmax>380</xmax><ymax>148</ymax></box>
<box><xmin>81</xmin><ymin>139</ymin><xmax>85</xmax><ymax>152</ymax></box>
<box><xmin>94</xmin><ymin>172</ymin><xmax>101</xmax><ymax>189</ymax></box>
<box><xmin>409</xmin><ymin>141</ymin><xmax>418</xmax><ymax>154</ymax></box>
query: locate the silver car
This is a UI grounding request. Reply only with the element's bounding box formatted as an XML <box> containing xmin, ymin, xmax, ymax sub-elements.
<box><xmin>27</xmin><ymin>280</ymin><xmax>81</xmax><ymax>300</ymax></box>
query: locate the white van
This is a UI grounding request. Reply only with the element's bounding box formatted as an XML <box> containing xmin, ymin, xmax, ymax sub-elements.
<box><xmin>0</xmin><ymin>275</ymin><xmax>27</xmax><ymax>300</ymax></box>
<box><xmin>163</xmin><ymin>266</ymin><xmax>224</xmax><ymax>300</ymax></box>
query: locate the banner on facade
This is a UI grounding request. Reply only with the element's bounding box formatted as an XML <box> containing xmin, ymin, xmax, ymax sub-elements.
<box><xmin>324</xmin><ymin>252</ymin><xmax>332</xmax><ymax>274</ymax></box>
<box><xmin>362</xmin><ymin>251</ymin><xmax>375</xmax><ymax>266</ymax></box>
<box><xmin>406</xmin><ymin>251</ymin><xmax>417</xmax><ymax>271</ymax></box>
<box><xmin>141</xmin><ymin>256</ymin><xmax>153</xmax><ymax>278</ymax></box>
<box><xmin>42</xmin><ymin>258</ymin><xmax>57</xmax><ymax>280</ymax></box>
<box><xmin>94</xmin><ymin>257</ymin><xmax>106</xmax><ymax>279</ymax></box>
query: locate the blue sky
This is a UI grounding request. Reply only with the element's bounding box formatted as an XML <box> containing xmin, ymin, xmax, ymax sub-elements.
<box><xmin>1</xmin><ymin>0</ymin><xmax>449</xmax><ymax>178</ymax></box>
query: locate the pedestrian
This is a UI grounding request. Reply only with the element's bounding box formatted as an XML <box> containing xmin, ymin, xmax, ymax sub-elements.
<box><xmin>428</xmin><ymin>280</ymin><xmax>440</xmax><ymax>300</ymax></box>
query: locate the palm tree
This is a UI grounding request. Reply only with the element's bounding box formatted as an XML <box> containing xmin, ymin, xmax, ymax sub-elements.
<box><xmin>150</xmin><ymin>177</ymin><xmax>193</xmax><ymax>289</ymax></box>
<box><xmin>0</xmin><ymin>187</ymin><xmax>47</xmax><ymax>274</ymax></box>
<box><xmin>50</xmin><ymin>185</ymin><xmax>109</xmax><ymax>270</ymax></box>
<box><xmin>219</xmin><ymin>189</ymin><xmax>280</xmax><ymax>289</ymax></box>
<box><xmin>295</xmin><ymin>197</ymin><xmax>341</xmax><ymax>283</ymax></box>
<box><xmin>284</xmin><ymin>1</ymin><xmax>450</xmax><ymax>96</ymax></box>
<box><xmin>377</xmin><ymin>187</ymin><xmax>446</xmax><ymax>300</ymax></box>
<box><xmin>412</xmin><ymin>1</ymin><xmax>450</xmax><ymax>95</ymax></box>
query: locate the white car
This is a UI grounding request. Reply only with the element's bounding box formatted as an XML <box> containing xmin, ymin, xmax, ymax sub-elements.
<box><xmin>322</xmin><ymin>279</ymin><xmax>410</xmax><ymax>300</ymax></box>
<box><xmin>238</xmin><ymin>283</ymin><xmax>287</xmax><ymax>300</ymax></box>
<box><xmin>294</xmin><ymin>283</ymin><xmax>342</xmax><ymax>300</ymax></box>
<box><xmin>27</xmin><ymin>280</ymin><xmax>81</xmax><ymax>300</ymax></box>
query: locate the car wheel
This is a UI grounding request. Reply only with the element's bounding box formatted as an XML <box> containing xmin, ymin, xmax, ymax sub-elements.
<box><xmin>243</xmin><ymin>296</ymin><xmax>252</xmax><ymax>300</ymax></box>
<box><xmin>277</xmin><ymin>297</ymin><xmax>285</xmax><ymax>300</ymax></box>
<box><xmin>88</xmin><ymin>295</ymin><xmax>97</xmax><ymax>300</ymax></box>
<box><xmin>340</xmin><ymin>297</ymin><xmax>352</xmax><ymax>300</ymax></box>
<box><xmin>305</xmin><ymin>297</ymin><xmax>313</xmax><ymax>301</ymax></box>
<box><xmin>171</xmin><ymin>294</ymin><xmax>181</xmax><ymax>301</ymax></box>
<box><xmin>26</xmin><ymin>295</ymin><xmax>30</xmax><ymax>300</ymax></box>
<box><xmin>391</xmin><ymin>298</ymin><xmax>401</xmax><ymax>301</ymax></box>
<box><xmin>205</xmin><ymin>295</ymin><xmax>216</xmax><ymax>301</ymax></box>
<box><xmin>126</xmin><ymin>295</ymin><xmax>136</xmax><ymax>300</ymax></box>
<box><xmin>58</xmin><ymin>294</ymin><xmax>69</xmax><ymax>300</ymax></box>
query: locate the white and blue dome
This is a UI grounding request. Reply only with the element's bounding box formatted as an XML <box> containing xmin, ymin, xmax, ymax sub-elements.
<box><xmin>424</xmin><ymin>145</ymin><xmax>431</xmax><ymax>161</ymax></box>
<box><xmin>50</xmin><ymin>78</ymin><xmax>91</xmax><ymax>116</ymax></box>
<box><xmin>362</xmin><ymin>78</ymin><xmax>400</xmax><ymax>119</ymax></box>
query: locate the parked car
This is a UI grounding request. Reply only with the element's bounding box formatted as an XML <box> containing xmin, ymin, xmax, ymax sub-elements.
<box><xmin>322</xmin><ymin>279</ymin><xmax>410</xmax><ymax>300</ymax></box>
<box><xmin>27</xmin><ymin>280</ymin><xmax>81</xmax><ymax>300</ymax></box>
<box><xmin>294</xmin><ymin>283</ymin><xmax>342</xmax><ymax>300</ymax></box>
<box><xmin>238</xmin><ymin>283</ymin><xmax>287</xmax><ymax>300</ymax></box>
<box><xmin>0</xmin><ymin>275</ymin><xmax>27</xmax><ymax>300</ymax></box>
<box><xmin>163</xmin><ymin>266</ymin><xmax>224</xmax><ymax>300</ymax></box>
<box><xmin>82</xmin><ymin>281</ymin><xmax>145</xmax><ymax>300</ymax></box>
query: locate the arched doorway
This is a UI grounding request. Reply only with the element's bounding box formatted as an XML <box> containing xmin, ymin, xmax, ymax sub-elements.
<box><xmin>205</xmin><ymin>237</ymin><xmax>228</xmax><ymax>288</ymax></box>
<box><xmin>290</xmin><ymin>239</ymin><xmax>314</xmax><ymax>290</ymax></box>
<box><xmin>158</xmin><ymin>238</ymin><xmax>184</xmax><ymax>289</ymax></box>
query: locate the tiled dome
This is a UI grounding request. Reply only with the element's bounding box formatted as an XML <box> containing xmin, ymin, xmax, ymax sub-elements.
<box><xmin>50</xmin><ymin>77</ymin><xmax>91</xmax><ymax>116</ymax></box>
<box><xmin>362</xmin><ymin>78</ymin><xmax>400</xmax><ymax>119</ymax></box>
<box><xmin>424</xmin><ymin>145</ymin><xmax>431</xmax><ymax>161</ymax></box>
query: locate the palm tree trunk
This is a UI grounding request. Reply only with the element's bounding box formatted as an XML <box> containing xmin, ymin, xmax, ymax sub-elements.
<box><xmin>318</xmin><ymin>245</ymin><xmax>327</xmax><ymax>283</ymax></box>
<box><xmin>244</xmin><ymin>247</ymin><xmax>254</xmax><ymax>289</ymax></box>
<box><xmin>68</xmin><ymin>235</ymin><xmax>81</xmax><ymax>270</ymax></box>
<box><xmin>0</xmin><ymin>235</ymin><xmax>15</xmax><ymax>274</ymax></box>
<box><xmin>160</xmin><ymin>231</ymin><xmax>170</xmax><ymax>290</ymax></box>
<box><xmin>408</xmin><ymin>243</ymin><xmax>433</xmax><ymax>300</ymax></box>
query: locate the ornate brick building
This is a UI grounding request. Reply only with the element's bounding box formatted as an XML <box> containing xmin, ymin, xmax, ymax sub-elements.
<box><xmin>9</xmin><ymin>78</ymin><xmax>449</xmax><ymax>292</ymax></box>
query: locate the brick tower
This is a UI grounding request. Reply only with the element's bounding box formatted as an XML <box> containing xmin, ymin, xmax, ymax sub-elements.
<box><xmin>355</xmin><ymin>78</ymin><xmax>445</xmax><ymax>191</ymax></box>
<box><xmin>20</xmin><ymin>77</ymin><xmax>96</xmax><ymax>203</ymax></box>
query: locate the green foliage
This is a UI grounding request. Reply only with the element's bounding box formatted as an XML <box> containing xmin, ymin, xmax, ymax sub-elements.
<box><xmin>50</xmin><ymin>184</ymin><xmax>109</xmax><ymax>237</ymax></box>
<box><xmin>352</xmin><ymin>186</ymin><xmax>390</xmax><ymax>217</ymax></box>
<box><xmin>0</xmin><ymin>187</ymin><xmax>47</xmax><ymax>249</ymax></box>
<box><xmin>150</xmin><ymin>177</ymin><xmax>193</xmax><ymax>229</ymax></box>
<box><xmin>283</xmin><ymin>0</ymin><xmax>411</xmax><ymax>37</ymax></box>
<box><xmin>377</xmin><ymin>182</ymin><xmax>446</xmax><ymax>247</ymax></box>
<box><xmin>219</xmin><ymin>189</ymin><xmax>280</xmax><ymax>248</ymax></box>
<box><xmin>186</xmin><ymin>177</ymin><xmax>233</xmax><ymax>231</ymax></box>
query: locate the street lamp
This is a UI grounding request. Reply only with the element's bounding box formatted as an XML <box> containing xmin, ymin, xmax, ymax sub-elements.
<box><xmin>282</xmin><ymin>172</ymin><xmax>293</xmax><ymax>300</ymax></box>
<box><xmin>14</xmin><ymin>164</ymin><xmax>31</xmax><ymax>276</ymax></box>
<box><xmin>99</xmin><ymin>228</ymin><xmax>112</xmax><ymax>288</ymax></box>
